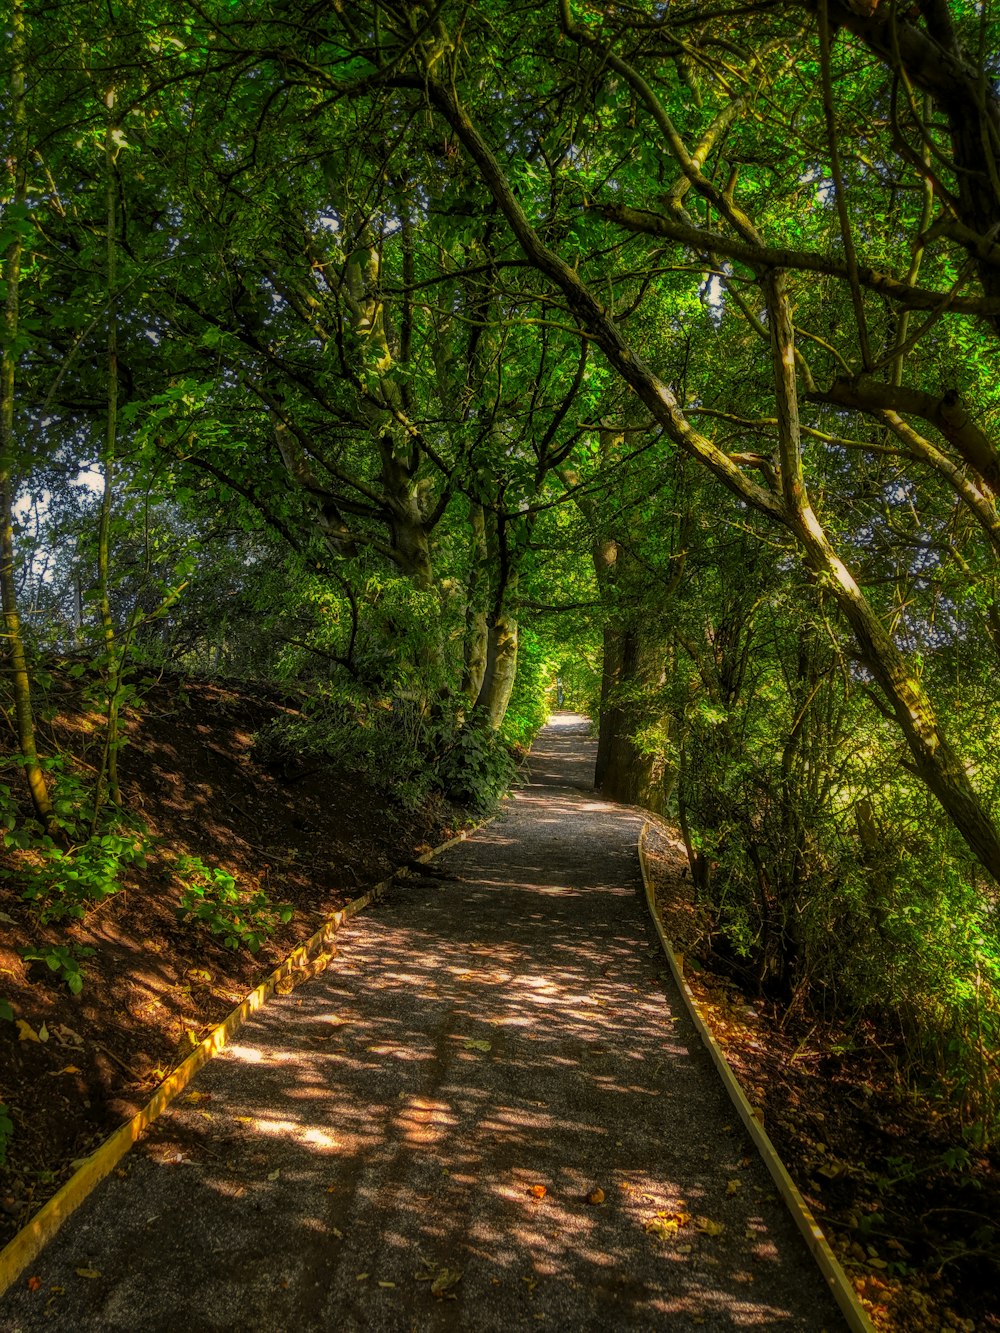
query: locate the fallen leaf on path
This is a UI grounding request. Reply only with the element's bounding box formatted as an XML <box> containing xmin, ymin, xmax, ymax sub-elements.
<box><xmin>522</xmin><ymin>1276</ymin><xmax>537</xmax><ymax>1291</ymax></box>
<box><xmin>331</xmin><ymin>1227</ymin><xmax>344</xmax><ymax>1239</ymax></box>
<box><xmin>529</xmin><ymin>1184</ymin><xmax>547</xmax><ymax>1199</ymax></box>
<box><xmin>356</xmin><ymin>1272</ymin><xmax>369</xmax><ymax>1282</ymax></box>
<box><xmin>267</xmin><ymin>1169</ymin><xmax>280</xmax><ymax>1181</ymax></box>
<box><xmin>464</xmin><ymin>1038</ymin><xmax>491</xmax><ymax>1053</ymax></box>
<box><xmin>182</xmin><ymin>1090</ymin><xmax>211</xmax><ymax>1105</ymax></box>
<box><xmin>430</xmin><ymin>1267</ymin><xmax>462</xmax><ymax>1298</ymax></box>
<box><xmin>17</xmin><ymin>1020</ymin><xmax>40</xmax><ymax>1043</ymax></box>
<box><xmin>645</xmin><ymin>1210</ymin><xmax>690</xmax><ymax>1239</ymax></box>
<box><xmin>46</xmin><ymin>1065</ymin><xmax>81</xmax><ymax>1076</ymax></box>
<box><xmin>26</xmin><ymin>1277</ymin><xmax>42</xmax><ymax>1292</ymax></box>
<box><xmin>725</xmin><ymin>1179</ymin><xmax>741</xmax><ymax>1196</ymax></box>
<box><xmin>695</xmin><ymin>1217</ymin><xmax>726</xmax><ymax>1237</ymax></box>
<box><xmin>378</xmin><ymin>1280</ymin><xmax>396</xmax><ymax>1288</ymax></box>
<box><xmin>75</xmin><ymin>1269</ymin><xmax>101</xmax><ymax>1280</ymax></box>
<box><xmin>38</xmin><ymin>1022</ymin><xmax>49</xmax><ymax>1042</ymax></box>
<box><xmin>586</xmin><ymin>1187</ymin><xmax>605</xmax><ymax>1206</ymax></box>
<box><xmin>52</xmin><ymin>1024</ymin><xmax>83</xmax><ymax>1047</ymax></box>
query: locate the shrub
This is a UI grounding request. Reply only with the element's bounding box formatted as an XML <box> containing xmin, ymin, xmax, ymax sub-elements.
<box><xmin>174</xmin><ymin>855</ymin><xmax>292</xmax><ymax>953</ymax></box>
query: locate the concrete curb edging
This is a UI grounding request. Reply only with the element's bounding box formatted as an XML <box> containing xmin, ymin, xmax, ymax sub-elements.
<box><xmin>638</xmin><ymin>821</ymin><xmax>876</xmax><ymax>1333</ymax></box>
<box><xmin>0</xmin><ymin>825</ymin><xmax>476</xmax><ymax>1300</ymax></box>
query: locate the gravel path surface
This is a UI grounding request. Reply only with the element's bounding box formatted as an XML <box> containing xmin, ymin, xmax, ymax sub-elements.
<box><xmin>1</xmin><ymin>715</ymin><xmax>845</xmax><ymax>1332</ymax></box>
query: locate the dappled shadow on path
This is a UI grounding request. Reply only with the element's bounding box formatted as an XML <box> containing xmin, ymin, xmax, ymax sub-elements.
<box><xmin>1</xmin><ymin>716</ymin><xmax>843</xmax><ymax>1332</ymax></box>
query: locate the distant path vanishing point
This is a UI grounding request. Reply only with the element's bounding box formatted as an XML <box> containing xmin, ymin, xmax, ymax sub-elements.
<box><xmin>0</xmin><ymin>714</ymin><xmax>844</xmax><ymax>1332</ymax></box>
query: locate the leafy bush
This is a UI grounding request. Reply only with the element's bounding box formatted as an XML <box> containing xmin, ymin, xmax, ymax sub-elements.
<box><xmin>174</xmin><ymin>855</ymin><xmax>292</xmax><ymax>953</ymax></box>
<box><xmin>0</xmin><ymin>758</ymin><xmax>149</xmax><ymax>924</ymax></box>
<box><xmin>436</xmin><ymin>723</ymin><xmax>519</xmax><ymax>813</ymax></box>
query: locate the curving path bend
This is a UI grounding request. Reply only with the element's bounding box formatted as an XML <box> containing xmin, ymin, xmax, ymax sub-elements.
<box><xmin>0</xmin><ymin>715</ymin><xmax>844</xmax><ymax>1331</ymax></box>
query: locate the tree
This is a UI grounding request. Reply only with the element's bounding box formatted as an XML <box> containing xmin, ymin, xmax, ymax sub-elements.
<box><xmin>0</xmin><ymin>0</ymin><xmax>54</xmax><ymax>830</ymax></box>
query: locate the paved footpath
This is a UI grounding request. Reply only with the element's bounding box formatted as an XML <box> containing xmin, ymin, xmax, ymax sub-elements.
<box><xmin>1</xmin><ymin>716</ymin><xmax>844</xmax><ymax>1331</ymax></box>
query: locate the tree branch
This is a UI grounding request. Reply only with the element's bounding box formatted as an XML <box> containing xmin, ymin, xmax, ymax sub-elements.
<box><xmin>808</xmin><ymin>378</ymin><xmax>1000</xmax><ymax>490</ymax></box>
<box><xmin>593</xmin><ymin>205</ymin><xmax>1000</xmax><ymax>316</ymax></box>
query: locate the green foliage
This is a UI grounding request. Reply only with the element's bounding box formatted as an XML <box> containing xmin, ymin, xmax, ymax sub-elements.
<box><xmin>174</xmin><ymin>855</ymin><xmax>292</xmax><ymax>953</ymax></box>
<box><xmin>6</xmin><ymin>0</ymin><xmax>1000</xmax><ymax>1158</ymax></box>
<box><xmin>256</xmin><ymin>689</ymin><xmax>522</xmax><ymax>817</ymax></box>
<box><xmin>0</xmin><ymin>763</ymin><xmax>149</xmax><ymax>924</ymax></box>
<box><xmin>19</xmin><ymin>943</ymin><xmax>95</xmax><ymax>996</ymax></box>
<box><xmin>436</xmin><ymin>724</ymin><xmax>519</xmax><ymax>813</ymax></box>
<box><xmin>0</xmin><ymin>997</ymin><xmax>13</xmax><ymax>1023</ymax></box>
<box><xmin>255</xmin><ymin>692</ymin><xmax>438</xmax><ymax>813</ymax></box>
<box><xmin>500</xmin><ymin>627</ymin><xmax>557</xmax><ymax>749</ymax></box>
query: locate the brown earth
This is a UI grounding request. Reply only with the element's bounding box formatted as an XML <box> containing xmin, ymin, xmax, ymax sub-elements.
<box><xmin>0</xmin><ymin>673</ymin><xmax>462</xmax><ymax>1252</ymax></box>
<box><xmin>641</xmin><ymin>820</ymin><xmax>999</xmax><ymax>1333</ymax></box>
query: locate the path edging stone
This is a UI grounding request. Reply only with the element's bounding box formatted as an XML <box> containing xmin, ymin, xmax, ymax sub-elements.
<box><xmin>0</xmin><ymin>825</ymin><xmax>478</xmax><ymax>1300</ymax></box>
<box><xmin>638</xmin><ymin>820</ymin><xmax>875</xmax><ymax>1333</ymax></box>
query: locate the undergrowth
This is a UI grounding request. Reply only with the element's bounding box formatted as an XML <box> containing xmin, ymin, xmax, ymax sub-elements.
<box><xmin>173</xmin><ymin>854</ymin><xmax>292</xmax><ymax>953</ymax></box>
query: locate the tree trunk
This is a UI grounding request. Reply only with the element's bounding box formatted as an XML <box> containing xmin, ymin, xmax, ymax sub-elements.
<box><xmin>591</xmin><ymin>519</ymin><xmax>672</xmax><ymax>811</ymax></box>
<box><xmin>475</xmin><ymin>613</ymin><xmax>518</xmax><ymax>730</ymax></box>
<box><xmin>594</xmin><ymin>623</ymin><xmax>667</xmax><ymax>810</ymax></box>
<box><xmin>0</xmin><ymin>0</ymin><xmax>54</xmax><ymax>831</ymax></box>
<box><xmin>94</xmin><ymin>95</ymin><xmax>123</xmax><ymax>819</ymax></box>
<box><xmin>461</xmin><ymin>503</ymin><xmax>488</xmax><ymax>706</ymax></box>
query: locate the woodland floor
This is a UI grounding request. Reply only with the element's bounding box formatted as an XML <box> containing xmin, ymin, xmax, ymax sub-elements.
<box><xmin>0</xmin><ymin>694</ymin><xmax>995</xmax><ymax>1330</ymax></box>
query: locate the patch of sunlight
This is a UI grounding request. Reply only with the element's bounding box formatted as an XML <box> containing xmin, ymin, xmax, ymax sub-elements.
<box><xmin>224</xmin><ymin>1043</ymin><xmax>264</xmax><ymax>1062</ymax></box>
<box><xmin>252</xmin><ymin>1116</ymin><xmax>342</xmax><ymax>1152</ymax></box>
